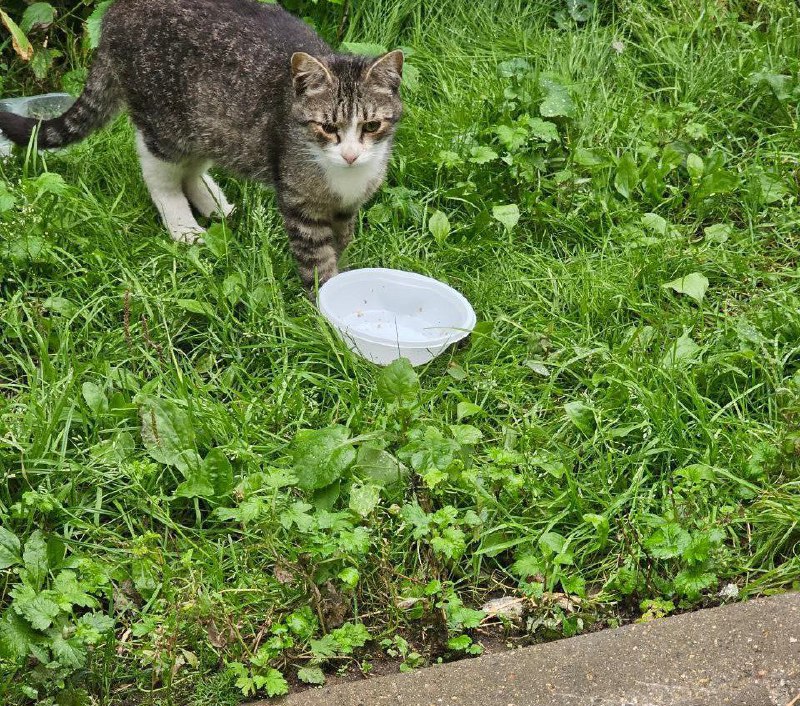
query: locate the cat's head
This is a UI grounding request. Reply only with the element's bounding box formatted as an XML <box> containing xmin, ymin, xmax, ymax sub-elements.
<box><xmin>289</xmin><ymin>50</ymin><xmax>403</xmax><ymax>170</ymax></box>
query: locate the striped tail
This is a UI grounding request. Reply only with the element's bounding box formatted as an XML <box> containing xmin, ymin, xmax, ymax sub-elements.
<box><xmin>0</xmin><ymin>51</ymin><xmax>120</xmax><ymax>150</ymax></box>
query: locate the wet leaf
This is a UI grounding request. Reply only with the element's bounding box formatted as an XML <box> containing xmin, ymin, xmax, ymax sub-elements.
<box><xmin>496</xmin><ymin>124</ymin><xmax>528</xmax><ymax>151</ymax></box>
<box><xmin>354</xmin><ymin>445</ymin><xmax>408</xmax><ymax>491</ymax></box>
<box><xmin>564</xmin><ymin>401</ymin><xmax>595</xmax><ymax>435</ymax></box>
<box><xmin>573</xmin><ymin>147</ymin><xmax>608</xmax><ymax>167</ymax></box>
<box><xmin>349</xmin><ymin>483</ymin><xmax>381</xmax><ymax>517</ymax></box>
<box><xmin>176</xmin><ymin>299</ymin><xmax>214</xmax><ymax>317</ymax></box>
<box><xmin>297</xmin><ymin>666</ymin><xmax>325</xmax><ymax>685</ymax></box>
<box><xmin>86</xmin><ymin>1</ymin><xmax>113</xmax><ymax>49</ymax></box>
<box><xmin>582</xmin><ymin>513</ymin><xmax>609</xmax><ymax>546</ymax></box>
<box><xmin>20</xmin><ymin>3</ymin><xmax>55</xmax><ymax>34</ymax></box>
<box><xmin>428</xmin><ymin>210</ymin><xmax>451</xmax><ymax>245</ymax></box>
<box><xmin>140</xmin><ymin>399</ymin><xmax>196</xmax><ymax>468</ymax></box>
<box><xmin>21</xmin><ymin>531</ymin><xmax>48</xmax><ymax>590</ymax></box>
<box><xmin>526</xmin><ymin>117</ymin><xmax>559</xmax><ymax>142</ymax></box>
<box><xmin>704</xmin><ymin>223</ymin><xmax>731</xmax><ymax>243</ymax></box>
<box><xmin>497</xmin><ymin>58</ymin><xmax>531</xmax><ymax>78</ymax></box>
<box><xmin>492</xmin><ymin>204</ymin><xmax>520</xmax><ymax>233</ymax></box>
<box><xmin>0</xmin><ymin>528</ymin><xmax>21</xmax><ymax>570</ymax></box>
<box><xmin>756</xmin><ymin>172</ymin><xmax>788</xmax><ymax>204</ymax></box>
<box><xmin>539</xmin><ymin>74</ymin><xmax>574</xmax><ymax>117</ymax></box>
<box><xmin>661</xmin><ymin>330</ymin><xmax>701</xmax><ymax>368</ymax></box>
<box><xmin>748</xmin><ymin>71</ymin><xmax>792</xmax><ymax>101</ymax></box>
<box><xmin>0</xmin><ymin>611</ymin><xmax>37</xmax><ymax>660</ymax></box>
<box><xmin>614</xmin><ymin>153</ymin><xmax>639</xmax><ymax>199</ymax></box>
<box><xmin>377</xmin><ymin>358</ymin><xmax>419</xmax><ymax>406</ymax></box>
<box><xmin>674</xmin><ymin>463</ymin><xmax>717</xmax><ymax>484</ymax></box>
<box><xmin>292</xmin><ymin>426</ymin><xmax>355</xmax><ymax>490</ymax></box>
<box><xmin>456</xmin><ymin>401</ymin><xmax>483</xmax><ymax>420</ymax></box>
<box><xmin>696</xmin><ymin>169</ymin><xmax>737</xmax><ymax>199</ymax></box>
<box><xmin>645</xmin><ymin>522</ymin><xmax>690</xmax><ymax>559</ymax></box>
<box><xmin>642</xmin><ymin>212</ymin><xmax>667</xmax><ymax>235</ymax></box>
<box><xmin>469</xmin><ymin>145</ymin><xmax>499</xmax><ymax>164</ymax></box>
<box><xmin>686</xmin><ymin>153</ymin><xmax>704</xmax><ymax>181</ymax></box>
<box><xmin>82</xmin><ymin>382</ymin><xmax>108</xmax><ymax>416</ymax></box>
<box><xmin>662</xmin><ymin>272</ymin><xmax>708</xmax><ymax>305</ymax></box>
<box><xmin>0</xmin><ymin>186</ymin><xmax>17</xmax><ymax>213</ymax></box>
<box><xmin>567</xmin><ymin>0</ymin><xmax>596</xmax><ymax>22</ymax></box>
<box><xmin>449</xmin><ymin>424</ymin><xmax>482</xmax><ymax>445</ymax></box>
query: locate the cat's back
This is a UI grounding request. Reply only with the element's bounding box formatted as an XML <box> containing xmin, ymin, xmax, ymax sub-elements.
<box><xmin>100</xmin><ymin>0</ymin><xmax>332</xmax><ymax>174</ymax></box>
<box><xmin>104</xmin><ymin>0</ymin><xmax>329</xmax><ymax>62</ymax></box>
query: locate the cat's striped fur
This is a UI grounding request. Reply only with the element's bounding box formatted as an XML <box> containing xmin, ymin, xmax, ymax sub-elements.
<box><xmin>0</xmin><ymin>0</ymin><xmax>403</xmax><ymax>291</ymax></box>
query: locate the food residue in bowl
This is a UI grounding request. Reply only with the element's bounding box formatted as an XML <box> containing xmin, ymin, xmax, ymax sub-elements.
<box><xmin>341</xmin><ymin>309</ymin><xmax>453</xmax><ymax>343</ymax></box>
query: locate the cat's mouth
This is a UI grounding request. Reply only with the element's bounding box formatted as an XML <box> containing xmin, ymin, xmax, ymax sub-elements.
<box><xmin>327</xmin><ymin>154</ymin><xmax>373</xmax><ymax>169</ymax></box>
<box><xmin>311</xmin><ymin>142</ymin><xmax>388</xmax><ymax>176</ymax></box>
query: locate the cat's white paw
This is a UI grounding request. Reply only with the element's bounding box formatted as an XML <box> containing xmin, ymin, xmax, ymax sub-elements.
<box><xmin>217</xmin><ymin>202</ymin><xmax>235</xmax><ymax>219</ymax></box>
<box><xmin>170</xmin><ymin>225</ymin><xmax>206</xmax><ymax>245</ymax></box>
<box><xmin>184</xmin><ymin>173</ymin><xmax>235</xmax><ymax>220</ymax></box>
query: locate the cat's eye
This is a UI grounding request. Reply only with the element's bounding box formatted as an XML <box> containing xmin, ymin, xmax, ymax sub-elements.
<box><xmin>320</xmin><ymin>123</ymin><xmax>337</xmax><ymax>134</ymax></box>
<box><xmin>362</xmin><ymin>120</ymin><xmax>381</xmax><ymax>133</ymax></box>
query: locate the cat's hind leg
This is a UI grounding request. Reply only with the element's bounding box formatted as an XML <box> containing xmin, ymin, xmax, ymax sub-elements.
<box><xmin>183</xmin><ymin>160</ymin><xmax>234</xmax><ymax>219</ymax></box>
<box><xmin>135</xmin><ymin>131</ymin><xmax>204</xmax><ymax>244</ymax></box>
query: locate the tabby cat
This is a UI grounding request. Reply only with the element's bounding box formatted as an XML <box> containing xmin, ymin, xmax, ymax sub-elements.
<box><xmin>0</xmin><ymin>0</ymin><xmax>403</xmax><ymax>290</ymax></box>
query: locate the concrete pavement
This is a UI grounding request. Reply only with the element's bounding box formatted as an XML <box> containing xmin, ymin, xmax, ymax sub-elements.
<box><xmin>254</xmin><ymin>592</ymin><xmax>799</xmax><ymax>706</ymax></box>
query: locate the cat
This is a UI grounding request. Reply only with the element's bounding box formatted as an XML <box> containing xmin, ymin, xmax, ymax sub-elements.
<box><xmin>0</xmin><ymin>0</ymin><xmax>403</xmax><ymax>291</ymax></box>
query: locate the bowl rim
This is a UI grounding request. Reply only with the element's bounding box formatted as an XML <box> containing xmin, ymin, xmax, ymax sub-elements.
<box><xmin>318</xmin><ymin>268</ymin><xmax>477</xmax><ymax>348</ymax></box>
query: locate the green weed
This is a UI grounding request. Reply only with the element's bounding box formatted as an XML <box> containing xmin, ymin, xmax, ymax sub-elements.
<box><xmin>2</xmin><ymin>0</ymin><xmax>800</xmax><ymax>703</ymax></box>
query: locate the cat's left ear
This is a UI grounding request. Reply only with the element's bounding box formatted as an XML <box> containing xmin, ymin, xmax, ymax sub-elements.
<box><xmin>365</xmin><ymin>50</ymin><xmax>404</xmax><ymax>91</ymax></box>
<box><xmin>291</xmin><ymin>52</ymin><xmax>333</xmax><ymax>95</ymax></box>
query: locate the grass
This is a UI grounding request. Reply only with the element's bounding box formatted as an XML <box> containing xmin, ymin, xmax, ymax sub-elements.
<box><xmin>2</xmin><ymin>0</ymin><xmax>800</xmax><ymax>703</ymax></box>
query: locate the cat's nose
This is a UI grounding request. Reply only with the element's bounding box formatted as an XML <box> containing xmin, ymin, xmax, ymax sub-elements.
<box><xmin>342</xmin><ymin>149</ymin><xmax>359</xmax><ymax>165</ymax></box>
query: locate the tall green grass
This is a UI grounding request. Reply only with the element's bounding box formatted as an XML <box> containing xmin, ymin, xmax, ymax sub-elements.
<box><xmin>1</xmin><ymin>0</ymin><xmax>799</xmax><ymax>703</ymax></box>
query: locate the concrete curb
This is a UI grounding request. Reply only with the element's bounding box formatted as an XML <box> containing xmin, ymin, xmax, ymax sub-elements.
<box><xmin>253</xmin><ymin>592</ymin><xmax>799</xmax><ymax>706</ymax></box>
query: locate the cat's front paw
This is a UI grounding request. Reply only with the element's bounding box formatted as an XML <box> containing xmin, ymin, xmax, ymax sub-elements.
<box><xmin>170</xmin><ymin>225</ymin><xmax>206</xmax><ymax>245</ymax></box>
<box><xmin>216</xmin><ymin>202</ymin><xmax>235</xmax><ymax>219</ymax></box>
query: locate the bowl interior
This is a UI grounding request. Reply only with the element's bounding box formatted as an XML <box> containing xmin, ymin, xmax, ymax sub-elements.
<box><xmin>0</xmin><ymin>94</ymin><xmax>75</xmax><ymax>120</ymax></box>
<box><xmin>22</xmin><ymin>94</ymin><xmax>76</xmax><ymax>120</ymax></box>
<box><xmin>319</xmin><ymin>269</ymin><xmax>475</xmax><ymax>346</ymax></box>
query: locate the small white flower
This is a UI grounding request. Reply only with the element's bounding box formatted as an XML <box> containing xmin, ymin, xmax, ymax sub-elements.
<box><xmin>612</xmin><ymin>40</ymin><xmax>625</xmax><ymax>54</ymax></box>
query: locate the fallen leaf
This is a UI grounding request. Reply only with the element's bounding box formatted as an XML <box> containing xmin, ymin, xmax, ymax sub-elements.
<box><xmin>206</xmin><ymin>619</ymin><xmax>227</xmax><ymax>649</ymax></box>
<box><xmin>480</xmin><ymin>596</ymin><xmax>525</xmax><ymax>620</ymax></box>
<box><xmin>273</xmin><ymin>565</ymin><xmax>295</xmax><ymax>585</ymax></box>
<box><xmin>0</xmin><ymin>9</ymin><xmax>33</xmax><ymax>61</ymax></box>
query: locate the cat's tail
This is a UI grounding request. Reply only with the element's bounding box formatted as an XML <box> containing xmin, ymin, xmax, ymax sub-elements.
<box><xmin>0</xmin><ymin>50</ymin><xmax>121</xmax><ymax>150</ymax></box>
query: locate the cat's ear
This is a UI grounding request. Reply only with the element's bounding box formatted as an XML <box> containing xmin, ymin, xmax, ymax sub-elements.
<box><xmin>290</xmin><ymin>52</ymin><xmax>333</xmax><ymax>95</ymax></box>
<box><xmin>364</xmin><ymin>50</ymin><xmax>404</xmax><ymax>92</ymax></box>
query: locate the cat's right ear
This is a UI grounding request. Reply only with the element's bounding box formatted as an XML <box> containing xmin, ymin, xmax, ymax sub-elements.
<box><xmin>291</xmin><ymin>52</ymin><xmax>333</xmax><ymax>95</ymax></box>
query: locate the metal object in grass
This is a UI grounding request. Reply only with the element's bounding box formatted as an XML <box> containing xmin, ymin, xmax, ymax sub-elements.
<box><xmin>0</xmin><ymin>92</ymin><xmax>75</xmax><ymax>157</ymax></box>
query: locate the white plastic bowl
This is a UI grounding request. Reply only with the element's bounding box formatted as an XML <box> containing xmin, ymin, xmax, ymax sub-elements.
<box><xmin>318</xmin><ymin>268</ymin><xmax>476</xmax><ymax>366</ymax></box>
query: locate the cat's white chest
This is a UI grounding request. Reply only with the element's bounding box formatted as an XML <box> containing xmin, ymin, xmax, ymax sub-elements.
<box><xmin>323</xmin><ymin>160</ymin><xmax>385</xmax><ymax>207</ymax></box>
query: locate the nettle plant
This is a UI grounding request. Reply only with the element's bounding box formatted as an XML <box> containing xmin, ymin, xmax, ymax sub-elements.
<box><xmin>226</xmin><ymin>609</ymin><xmax>371</xmax><ymax>698</ymax></box>
<box><xmin>0</xmin><ymin>529</ymin><xmax>114</xmax><ymax>705</ymax></box>
<box><xmin>0</xmin><ymin>171</ymin><xmax>71</xmax><ymax>283</ymax></box>
<box><xmin>424</xmin><ymin>53</ymin><xmax>778</xmax><ymax>257</ymax></box>
<box><xmin>0</xmin><ymin>358</ymin><xmax>503</xmax><ymax>702</ymax></box>
<box><xmin>207</xmin><ymin>358</ymin><xmax>500</xmax><ymax>696</ymax></box>
<box><xmin>425</xmin><ymin>58</ymin><xmax>576</xmax><ymax>247</ymax></box>
<box><xmin>0</xmin><ymin>1</ymin><xmax>105</xmax><ymax>91</ymax></box>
